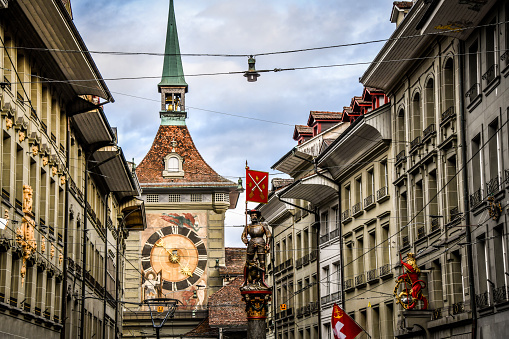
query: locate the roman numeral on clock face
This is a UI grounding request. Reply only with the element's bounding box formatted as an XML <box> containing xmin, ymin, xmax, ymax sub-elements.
<box><xmin>198</xmin><ymin>255</ymin><xmax>207</xmax><ymax>261</ymax></box>
<box><xmin>171</xmin><ymin>225</ymin><xmax>178</xmax><ymax>234</ymax></box>
<box><xmin>194</xmin><ymin>267</ymin><xmax>204</xmax><ymax>277</ymax></box>
<box><xmin>171</xmin><ymin>282</ymin><xmax>177</xmax><ymax>291</ymax></box>
<box><xmin>195</xmin><ymin>239</ymin><xmax>204</xmax><ymax>247</ymax></box>
<box><xmin>141</xmin><ymin>256</ymin><xmax>151</xmax><ymax>262</ymax></box>
<box><xmin>156</xmin><ymin>229</ymin><xmax>164</xmax><ymax>238</ymax></box>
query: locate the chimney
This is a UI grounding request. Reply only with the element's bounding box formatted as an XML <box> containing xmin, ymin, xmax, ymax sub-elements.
<box><xmin>390</xmin><ymin>1</ymin><xmax>414</xmax><ymax>28</ymax></box>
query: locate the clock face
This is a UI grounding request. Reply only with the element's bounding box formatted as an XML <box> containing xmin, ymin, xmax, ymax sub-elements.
<box><xmin>142</xmin><ymin>225</ymin><xmax>207</xmax><ymax>291</ymax></box>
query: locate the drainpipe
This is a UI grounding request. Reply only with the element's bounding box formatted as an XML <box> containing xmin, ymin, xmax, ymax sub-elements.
<box><xmin>313</xmin><ymin>208</ymin><xmax>322</xmax><ymax>339</ymax></box>
<box><xmin>79</xmin><ymin>154</ymin><xmax>90</xmax><ymax>339</ymax></box>
<box><xmin>458</xmin><ymin>40</ymin><xmax>477</xmax><ymax>339</ymax></box>
<box><xmin>115</xmin><ymin>221</ymin><xmax>121</xmax><ymax>339</ymax></box>
<box><xmin>102</xmin><ymin>193</ymin><xmax>109</xmax><ymax>339</ymax></box>
<box><xmin>60</xmin><ymin>118</ymin><xmax>71</xmax><ymax>339</ymax></box>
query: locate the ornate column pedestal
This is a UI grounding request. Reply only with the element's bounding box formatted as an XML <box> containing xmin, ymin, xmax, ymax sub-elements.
<box><xmin>240</xmin><ymin>288</ymin><xmax>272</xmax><ymax>339</ymax></box>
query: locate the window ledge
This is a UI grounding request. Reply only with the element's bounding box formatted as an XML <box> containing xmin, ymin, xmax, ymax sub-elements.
<box><xmin>483</xmin><ymin>76</ymin><xmax>500</xmax><ymax>97</ymax></box>
<box><xmin>162</xmin><ymin>170</ymin><xmax>185</xmax><ymax>178</ymax></box>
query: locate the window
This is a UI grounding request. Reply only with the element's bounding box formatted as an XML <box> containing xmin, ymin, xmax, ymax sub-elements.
<box><xmin>190</xmin><ymin>194</ymin><xmax>202</xmax><ymax>202</ymax></box>
<box><xmin>396</xmin><ymin>109</ymin><xmax>405</xmax><ymax>154</ymax></box>
<box><xmin>323</xmin><ymin>266</ymin><xmax>330</xmax><ymax>295</ymax></box>
<box><xmin>367</xmin><ymin>168</ymin><xmax>374</xmax><ymax>199</ymax></box>
<box><xmin>214</xmin><ymin>193</ymin><xmax>229</xmax><ymax>203</ymax></box>
<box><xmin>344</xmin><ymin>184</ymin><xmax>351</xmax><ymax>212</ymax></box>
<box><xmin>424</xmin><ymin>78</ymin><xmax>435</xmax><ymax>130</ymax></box>
<box><xmin>488</xmin><ymin>119</ymin><xmax>501</xmax><ymax>183</ymax></box>
<box><xmin>471</xmin><ymin>134</ymin><xmax>483</xmax><ymax>192</ymax></box>
<box><xmin>332</xmin><ymin>206</ymin><xmax>339</xmax><ymax>230</ymax></box>
<box><xmin>162</xmin><ymin>153</ymin><xmax>184</xmax><ymax>177</ymax></box>
<box><xmin>411</xmin><ymin>92</ymin><xmax>421</xmax><ymax>142</ymax></box>
<box><xmin>321</xmin><ymin>211</ymin><xmax>329</xmax><ymax>236</ymax></box>
<box><xmin>443</xmin><ymin>59</ymin><xmax>455</xmax><ymax>113</ymax></box>
<box><xmin>146</xmin><ymin>194</ymin><xmax>158</xmax><ymax>203</ymax></box>
<box><xmin>468</xmin><ymin>40</ymin><xmax>479</xmax><ymax>91</ymax></box>
<box><xmin>168</xmin><ymin>194</ymin><xmax>181</xmax><ymax>203</ymax></box>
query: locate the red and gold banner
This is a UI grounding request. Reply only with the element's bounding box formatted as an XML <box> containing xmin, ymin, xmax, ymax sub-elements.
<box><xmin>245</xmin><ymin>167</ymin><xmax>269</xmax><ymax>204</ymax></box>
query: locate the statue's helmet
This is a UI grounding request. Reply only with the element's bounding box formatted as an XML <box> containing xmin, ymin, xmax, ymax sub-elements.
<box><xmin>248</xmin><ymin>209</ymin><xmax>261</xmax><ymax>217</ymax></box>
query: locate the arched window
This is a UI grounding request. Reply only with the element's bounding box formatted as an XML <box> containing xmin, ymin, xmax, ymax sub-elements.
<box><xmin>412</xmin><ymin>92</ymin><xmax>421</xmax><ymax>142</ymax></box>
<box><xmin>443</xmin><ymin>58</ymin><xmax>455</xmax><ymax>113</ymax></box>
<box><xmin>167</xmin><ymin>157</ymin><xmax>179</xmax><ymax>172</ymax></box>
<box><xmin>163</xmin><ymin>153</ymin><xmax>184</xmax><ymax>177</ymax></box>
<box><xmin>397</xmin><ymin>108</ymin><xmax>405</xmax><ymax>154</ymax></box>
<box><xmin>424</xmin><ymin>78</ymin><xmax>435</xmax><ymax>131</ymax></box>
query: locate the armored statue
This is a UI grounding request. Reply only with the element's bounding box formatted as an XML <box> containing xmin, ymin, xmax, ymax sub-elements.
<box><xmin>241</xmin><ymin>210</ymin><xmax>272</xmax><ymax>289</ymax></box>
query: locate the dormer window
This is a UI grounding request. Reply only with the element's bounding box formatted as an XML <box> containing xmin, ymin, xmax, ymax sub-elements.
<box><xmin>163</xmin><ymin>153</ymin><xmax>184</xmax><ymax>178</ymax></box>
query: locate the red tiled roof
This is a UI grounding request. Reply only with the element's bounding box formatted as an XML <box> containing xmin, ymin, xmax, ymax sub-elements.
<box><xmin>309</xmin><ymin>111</ymin><xmax>342</xmax><ymax>120</ymax></box>
<box><xmin>208</xmin><ymin>276</ymin><xmax>247</xmax><ymax>328</ymax></box>
<box><xmin>219</xmin><ymin>248</ymin><xmax>245</xmax><ymax>276</ymax></box>
<box><xmin>136</xmin><ymin>125</ymin><xmax>235</xmax><ymax>188</ymax></box>
<box><xmin>271</xmin><ymin>178</ymin><xmax>294</xmax><ymax>191</ymax></box>
<box><xmin>393</xmin><ymin>1</ymin><xmax>413</xmax><ymax>10</ymax></box>
<box><xmin>295</xmin><ymin>125</ymin><xmax>313</xmax><ymax>134</ymax></box>
<box><xmin>183</xmin><ymin>317</ymin><xmax>219</xmax><ymax>337</ymax></box>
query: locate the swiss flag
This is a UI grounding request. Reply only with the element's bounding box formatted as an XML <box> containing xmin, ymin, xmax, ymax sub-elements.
<box><xmin>245</xmin><ymin>167</ymin><xmax>269</xmax><ymax>204</ymax></box>
<box><xmin>332</xmin><ymin>303</ymin><xmax>363</xmax><ymax>339</ymax></box>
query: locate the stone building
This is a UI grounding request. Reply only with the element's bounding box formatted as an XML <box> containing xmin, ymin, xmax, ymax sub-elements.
<box><xmin>462</xmin><ymin>0</ymin><xmax>509</xmax><ymax>336</ymax></box>
<box><xmin>360</xmin><ymin>0</ymin><xmax>503</xmax><ymax>337</ymax></box>
<box><xmin>122</xmin><ymin>1</ymin><xmax>239</xmax><ymax>337</ymax></box>
<box><xmin>0</xmin><ymin>1</ymin><xmax>145</xmax><ymax>339</ymax></box>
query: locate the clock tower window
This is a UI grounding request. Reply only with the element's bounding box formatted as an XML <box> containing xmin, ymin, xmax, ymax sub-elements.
<box><xmin>163</xmin><ymin>153</ymin><xmax>184</xmax><ymax>178</ymax></box>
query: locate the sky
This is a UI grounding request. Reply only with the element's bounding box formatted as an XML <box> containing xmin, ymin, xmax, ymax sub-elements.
<box><xmin>71</xmin><ymin>0</ymin><xmax>397</xmax><ymax>247</ymax></box>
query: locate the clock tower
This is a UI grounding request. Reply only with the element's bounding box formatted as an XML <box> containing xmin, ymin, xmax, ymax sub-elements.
<box><xmin>122</xmin><ymin>1</ymin><xmax>239</xmax><ymax>336</ymax></box>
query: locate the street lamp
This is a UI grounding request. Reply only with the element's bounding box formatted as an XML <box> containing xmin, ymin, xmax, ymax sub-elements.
<box><xmin>244</xmin><ymin>56</ymin><xmax>260</xmax><ymax>82</ymax></box>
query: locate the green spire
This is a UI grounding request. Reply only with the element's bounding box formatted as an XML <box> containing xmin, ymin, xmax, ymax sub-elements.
<box><xmin>158</xmin><ymin>0</ymin><xmax>188</xmax><ymax>91</ymax></box>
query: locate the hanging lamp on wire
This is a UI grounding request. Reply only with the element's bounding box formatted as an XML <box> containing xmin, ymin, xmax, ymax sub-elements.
<box><xmin>244</xmin><ymin>55</ymin><xmax>260</xmax><ymax>82</ymax></box>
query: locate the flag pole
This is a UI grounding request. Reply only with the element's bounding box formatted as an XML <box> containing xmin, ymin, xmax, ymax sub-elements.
<box><xmin>245</xmin><ymin>160</ymin><xmax>248</xmax><ymax>228</ymax></box>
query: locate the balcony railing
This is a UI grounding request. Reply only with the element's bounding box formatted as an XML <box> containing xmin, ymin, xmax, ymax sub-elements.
<box><xmin>331</xmin><ymin>291</ymin><xmax>340</xmax><ymax>302</ymax></box>
<box><xmin>441</xmin><ymin>106</ymin><xmax>455</xmax><ymax>122</ymax></box>
<box><xmin>310</xmin><ymin>301</ymin><xmax>319</xmax><ymax>313</ymax></box>
<box><xmin>366</xmin><ymin>268</ymin><xmax>378</xmax><ymax>282</ymax></box>
<box><xmin>310</xmin><ymin>250</ymin><xmax>318</xmax><ymax>262</ymax></box>
<box><xmin>296</xmin><ymin>307</ymin><xmax>303</xmax><ymax>318</ymax></box>
<box><xmin>431</xmin><ymin>217</ymin><xmax>440</xmax><ymax>232</ymax></box>
<box><xmin>296</xmin><ymin>258</ymin><xmax>303</xmax><ymax>268</ymax></box>
<box><xmin>486</xmin><ymin>176</ymin><xmax>500</xmax><ymax>196</ymax></box>
<box><xmin>302</xmin><ymin>254</ymin><xmax>310</xmax><ymax>266</ymax></box>
<box><xmin>449</xmin><ymin>207</ymin><xmax>460</xmax><ymax>224</ymax></box>
<box><xmin>341</xmin><ymin>209</ymin><xmax>350</xmax><ymax>222</ymax></box>
<box><xmin>493</xmin><ymin>285</ymin><xmax>508</xmax><ymax>304</ymax></box>
<box><xmin>423</xmin><ymin>123</ymin><xmax>435</xmax><ymax>141</ymax></box>
<box><xmin>379</xmin><ymin>264</ymin><xmax>391</xmax><ymax>278</ymax></box>
<box><xmin>410</xmin><ymin>136</ymin><xmax>421</xmax><ymax>151</ymax></box>
<box><xmin>352</xmin><ymin>202</ymin><xmax>362</xmax><ymax>216</ymax></box>
<box><xmin>402</xmin><ymin>235</ymin><xmax>410</xmax><ymax>248</ymax></box>
<box><xmin>329</xmin><ymin>228</ymin><xmax>340</xmax><ymax>240</ymax></box>
<box><xmin>321</xmin><ymin>295</ymin><xmax>331</xmax><ymax>305</ymax></box>
<box><xmin>475</xmin><ymin>291</ymin><xmax>490</xmax><ymax>308</ymax></box>
<box><xmin>285</xmin><ymin>258</ymin><xmax>293</xmax><ymax>269</ymax></box>
<box><xmin>364</xmin><ymin>195</ymin><xmax>374</xmax><ymax>209</ymax></box>
<box><xmin>432</xmin><ymin>307</ymin><xmax>442</xmax><ymax>320</ymax></box>
<box><xmin>396</xmin><ymin>150</ymin><xmax>406</xmax><ymax>163</ymax></box>
<box><xmin>320</xmin><ymin>233</ymin><xmax>329</xmax><ymax>245</ymax></box>
<box><xmin>376</xmin><ymin>186</ymin><xmax>388</xmax><ymax>201</ymax></box>
<box><xmin>1</xmin><ymin>188</ymin><xmax>9</xmax><ymax>202</ymax></box>
<box><xmin>452</xmin><ymin>301</ymin><xmax>465</xmax><ymax>315</ymax></box>
<box><xmin>417</xmin><ymin>226</ymin><xmax>426</xmax><ymax>240</ymax></box>
<box><xmin>355</xmin><ymin>273</ymin><xmax>365</xmax><ymax>286</ymax></box>
<box><xmin>465</xmin><ymin>83</ymin><xmax>480</xmax><ymax>104</ymax></box>
<box><xmin>482</xmin><ymin>64</ymin><xmax>498</xmax><ymax>85</ymax></box>
<box><xmin>345</xmin><ymin>278</ymin><xmax>354</xmax><ymax>290</ymax></box>
<box><xmin>470</xmin><ymin>187</ymin><xmax>483</xmax><ymax>208</ymax></box>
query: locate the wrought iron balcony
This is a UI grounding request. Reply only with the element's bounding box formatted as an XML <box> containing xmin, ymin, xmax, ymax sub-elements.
<box><xmin>423</xmin><ymin>123</ymin><xmax>436</xmax><ymax>141</ymax></box>
<box><xmin>379</xmin><ymin>264</ymin><xmax>391</xmax><ymax>278</ymax></box>
<box><xmin>320</xmin><ymin>233</ymin><xmax>330</xmax><ymax>245</ymax></box>
<box><xmin>355</xmin><ymin>273</ymin><xmax>365</xmax><ymax>286</ymax></box>
<box><xmin>341</xmin><ymin>209</ymin><xmax>350</xmax><ymax>222</ymax></box>
<box><xmin>410</xmin><ymin>136</ymin><xmax>421</xmax><ymax>151</ymax></box>
<box><xmin>452</xmin><ymin>301</ymin><xmax>465</xmax><ymax>315</ymax></box>
<box><xmin>376</xmin><ymin>186</ymin><xmax>388</xmax><ymax>201</ymax></box>
<box><xmin>402</xmin><ymin>235</ymin><xmax>410</xmax><ymax>248</ymax></box>
<box><xmin>352</xmin><ymin>202</ymin><xmax>362</xmax><ymax>216</ymax></box>
<box><xmin>329</xmin><ymin>229</ymin><xmax>340</xmax><ymax>240</ymax></box>
<box><xmin>310</xmin><ymin>301</ymin><xmax>319</xmax><ymax>313</ymax></box>
<box><xmin>310</xmin><ymin>250</ymin><xmax>318</xmax><ymax>262</ymax></box>
<box><xmin>482</xmin><ymin>64</ymin><xmax>498</xmax><ymax>85</ymax></box>
<box><xmin>475</xmin><ymin>291</ymin><xmax>489</xmax><ymax>308</ymax></box>
<box><xmin>1</xmin><ymin>188</ymin><xmax>9</xmax><ymax>202</ymax></box>
<box><xmin>366</xmin><ymin>268</ymin><xmax>378</xmax><ymax>282</ymax></box>
<box><xmin>465</xmin><ymin>83</ymin><xmax>480</xmax><ymax>104</ymax></box>
<box><xmin>431</xmin><ymin>217</ymin><xmax>440</xmax><ymax>232</ymax></box>
<box><xmin>469</xmin><ymin>187</ymin><xmax>483</xmax><ymax>208</ymax></box>
<box><xmin>321</xmin><ymin>295</ymin><xmax>331</xmax><ymax>305</ymax></box>
<box><xmin>449</xmin><ymin>207</ymin><xmax>460</xmax><ymax>224</ymax></box>
<box><xmin>364</xmin><ymin>194</ymin><xmax>374</xmax><ymax>209</ymax></box>
<box><xmin>417</xmin><ymin>226</ymin><xmax>426</xmax><ymax>239</ymax></box>
<box><xmin>296</xmin><ymin>307</ymin><xmax>303</xmax><ymax>318</ymax></box>
<box><xmin>302</xmin><ymin>254</ymin><xmax>310</xmax><ymax>266</ymax></box>
<box><xmin>441</xmin><ymin>106</ymin><xmax>455</xmax><ymax>122</ymax></box>
<box><xmin>432</xmin><ymin>307</ymin><xmax>442</xmax><ymax>320</ymax></box>
<box><xmin>493</xmin><ymin>285</ymin><xmax>507</xmax><ymax>304</ymax></box>
<box><xmin>304</xmin><ymin>304</ymin><xmax>311</xmax><ymax>315</ymax></box>
<box><xmin>285</xmin><ymin>258</ymin><xmax>293</xmax><ymax>269</ymax></box>
<box><xmin>296</xmin><ymin>258</ymin><xmax>303</xmax><ymax>268</ymax></box>
<box><xmin>486</xmin><ymin>176</ymin><xmax>500</xmax><ymax>196</ymax></box>
<box><xmin>345</xmin><ymin>278</ymin><xmax>354</xmax><ymax>290</ymax></box>
<box><xmin>396</xmin><ymin>150</ymin><xmax>406</xmax><ymax>163</ymax></box>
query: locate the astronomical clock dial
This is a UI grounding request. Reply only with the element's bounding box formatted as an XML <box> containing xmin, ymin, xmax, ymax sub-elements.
<box><xmin>142</xmin><ymin>225</ymin><xmax>207</xmax><ymax>291</ymax></box>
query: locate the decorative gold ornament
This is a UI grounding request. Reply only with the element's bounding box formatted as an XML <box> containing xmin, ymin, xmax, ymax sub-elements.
<box><xmin>394</xmin><ymin>253</ymin><xmax>428</xmax><ymax>310</ymax></box>
<box><xmin>51</xmin><ymin>166</ymin><xmax>57</xmax><ymax>176</ymax></box>
<box><xmin>60</xmin><ymin>175</ymin><xmax>66</xmax><ymax>185</ymax></box>
<box><xmin>50</xmin><ymin>244</ymin><xmax>55</xmax><ymax>259</ymax></box>
<box><xmin>18</xmin><ymin>131</ymin><xmax>26</xmax><ymax>143</ymax></box>
<box><xmin>40</xmin><ymin>237</ymin><xmax>46</xmax><ymax>253</ymax></box>
<box><xmin>16</xmin><ymin>185</ymin><xmax>37</xmax><ymax>286</ymax></box>
<box><xmin>488</xmin><ymin>196</ymin><xmax>503</xmax><ymax>221</ymax></box>
<box><xmin>31</xmin><ymin>145</ymin><xmax>38</xmax><ymax>157</ymax></box>
<box><xmin>241</xmin><ymin>290</ymin><xmax>272</xmax><ymax>319</ymax></box>
<box><xmin>59</xmin><ymin>252</ymin><xmax>63</xmax><ymax>266</ymax></box>
<box><xmin>42</xmin><ymin>157</ymin><xmax>48</xmax><ymax>166</ymax></box>
<box><xmin>5</xmin><ymin>118</ymin><xmax>12</xmax><ymax>130</ymax></box>
<box><xmin>3</xmin><ymin>209</ymin><xmax>9</xmax><ymax>227</ymax></box>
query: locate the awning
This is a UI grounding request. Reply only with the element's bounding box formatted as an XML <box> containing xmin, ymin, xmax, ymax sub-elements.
<box><xmin>91</xmin><ymin>148</ymin><xmax>140</xmax><ymax>200</ymax></box>
<box><xmin>17</xmin><ymin>0</ymin><xmax>113</xmax><ymax>101</ymax></box>
<box><xmin>272</xmin><ymin>147</ymin><xmax>313</xmax><ymax>175</ymax></box>
<box><xmin>71</xmin><ymin>108</ymin><xmax>116</xmax><ymax>149</ymax></box>
<box><xmin>120</xmin><ymin>197</ymin><xmax>146</xmax><ymax>231</ymax></box>
<box><xmin>280</xmin><ymin>173</ymin><xmax>338</xmax><ymax>205</ymax></box>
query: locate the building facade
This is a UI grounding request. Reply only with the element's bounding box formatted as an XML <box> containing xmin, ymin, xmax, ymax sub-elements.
<box><xmin>0</xmin><ymin>1</ymin><xmax>145</xmax><ymax>339</ymax></box>
<box><xmin>122</xmin><ymin>1</ymin><xmax>239</xmax><ymax>337</ymax></box>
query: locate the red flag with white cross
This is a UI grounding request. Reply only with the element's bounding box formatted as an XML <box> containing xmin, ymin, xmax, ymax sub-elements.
<box><xmin>245</xmin><ymin>167</ymin><xmax>269</xmax><ymax>204</ymax></box>
<box><xmin>332</xmin><ymin>303</ymin><xmax>363</xmax><ymax>339</ymax></box>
